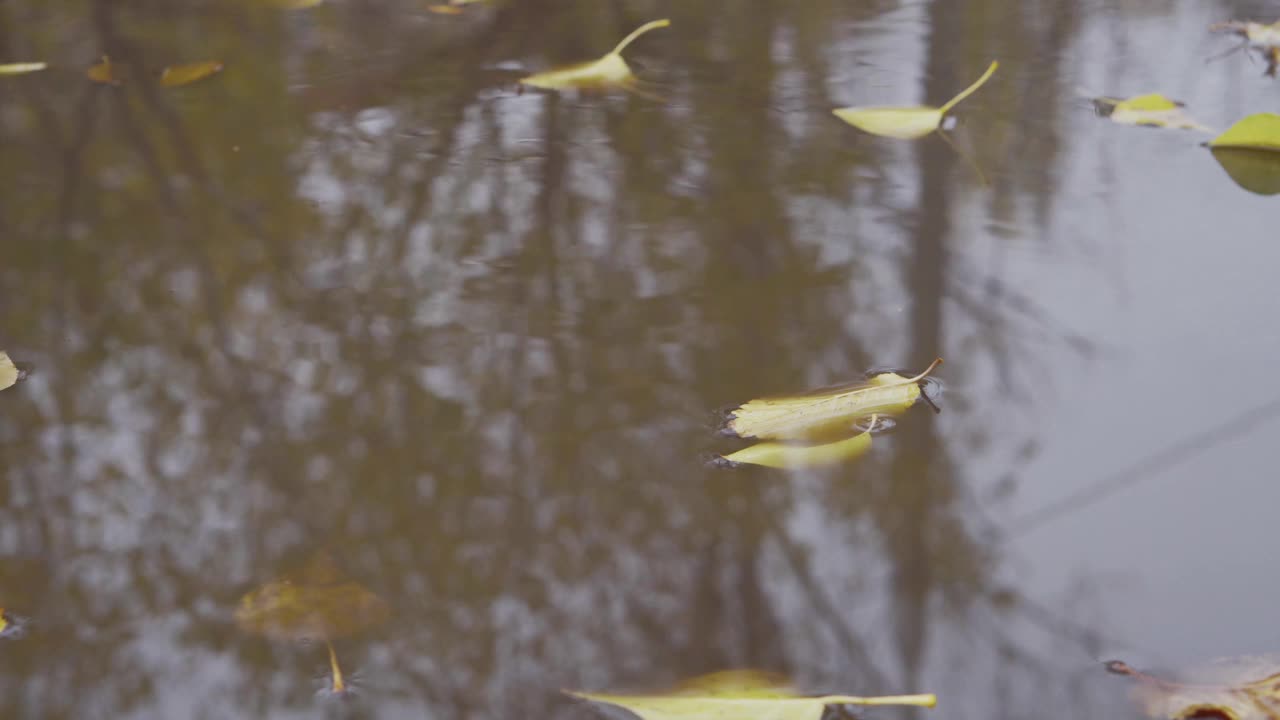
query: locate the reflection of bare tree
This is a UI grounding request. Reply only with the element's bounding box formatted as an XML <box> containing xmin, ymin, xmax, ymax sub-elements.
<box><xmin>0</xmin><ymin>0</ymin><xmax>1124</xmax><ymax>718</ymax></box>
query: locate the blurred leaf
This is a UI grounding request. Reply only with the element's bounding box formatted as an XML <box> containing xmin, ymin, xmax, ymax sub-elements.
<box><xmin>1210</xmin><ymin>20</ymin><xmax>1280</xmax><ymax>47</ymax></box>
<box><xmin>428</xmin><ymin>0</ymin><xmax>484</xmax><ymax>11</ymax></box>
<box><xmin>160</xmin><ymin>60</ymin><xmax>224</xmax><ymax>87</ymax></box>
<box><xmin>235</xmin><ymin>552</ymin><xmax>389</xmax><ymax>642</ymax></box>
<box><xmin>1091</xmin><ymin>93</ymin><xmax>1213</xmax><ymax>132</ymax></box>
<box><xmin>567</xmin><ymin>670</ymin><xmax>936</xmax><ymax>720</ymax></box>
<box><xmin>1107</xmin><ymin>657</ymin><xmax>1280</xmax><ymax>720</ymax></box>
<box><xmin>272</xmin><ymin>0</ymin><xmax>323</xmax><ymax>8</ymax></box>
<box><xmin>717</xmin><ymin>426</ymin><xmax>874</xmax><ymax>469</ymax></box>
<box><xmin>519</xmin><ymin>19</ymin><xmax>669</xmax><ymax>94</ymax></box>
<box><xmin>1</xmin><ymin>351</ymin><xmax>27</xmax><ymax>392</ymax></box>
<box><xmin>0</xmin><ymin>609</ymin><xmax>25</xmax><ymax>638</ymax></box>
<box><xmin>0</xmin><ymin>62</ymin><xmax>46</xmax><ymax>75</ymax></box>
<box><xmin>87</xmin><ymin>56</ymin><xmax>120</xmax><ymax>85</ymax></box>
<box><xmin>721</xmin><ymin>358</ymin><xmax>942</xmax><ymax>441</ymax></box>
<box><xmin>1210</xmin><ymin>113</ymin><xmax>1280</xmax><ymax>152</ymax></box>
<box><xmin>833</xmin><ymin>61</ymin><xmax>998</xmax><ymax>139</ymax></box>
<box><xmin>1210</xmin><ymin>148</ymin><xmax>1280</xmax><ymax>195</ymax></box>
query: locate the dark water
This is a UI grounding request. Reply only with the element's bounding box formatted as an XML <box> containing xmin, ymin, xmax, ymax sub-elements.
<box><xmin>2</xmin><ymin>1</ymin><xmax>1279</xmax><ymax>718</ymax></box>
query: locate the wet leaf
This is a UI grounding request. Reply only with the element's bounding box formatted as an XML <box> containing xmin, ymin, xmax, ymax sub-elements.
<box><xmin>87</xmin><ymin>56</ymin><xmax>120</xmax><ymax>85</ymax></box>
<box><xmin>519</xmin><ymin>19</ymin><xmax>669</xmax><ymax>94</ymax></box>
<box><xmin>717</xmin><ymin>426</ymin><xmax>874</xmax><ymax>469</ymax></box>
<box><xmin>1211</xmin><ymin>20</ymin><xmax>1280</xmax><ymax>47</ymax></box>
<box><xmin>1210</xmin><ymin>148</ymin><xmax>1280</xmax><ymax>195</ymax></box>
<box><xmin>721</xmin><ymin>358</ymin><xmax>942</xmax><ymax>441</ymax></box>
<box><xmin>1209</xmin><ymin>113</ymin><xmax>1280</xmax><ymax>152</ymax></box>
<box><xmin>1106</xmin><ymin>657</ymin><xmax>1280</xmax><ymax>720</ymax></box>
<box><xmin>1</xmin><ymin>351</ymin><xmax>28</xmax><ymax>392</ymax></box>
<box><xmin>0</xmin><ymin>609</ymin><xmax>26</xmax><ymax>639</ymax></box>
<box><xmin>428</xmin><ymin>0</ymin><xmax>484</xmax><ymax>12</ymax></box>
<box><xmin>235</xmin><ymin>552</ymin><xmax>389</xmax><ymax>642</ymax></box>
<box><xmin>567</xmin><ymin>670</ymin><xmax>936</xmax><ymax>720</ymax></box>
<box><xmin>160</xmin><ymin>60</ymin><xmax>224</xmax><ymax>87</ymax></box>
<box><xmin>272</xmin><ymin>0</ymin><xmax>323</xmax><ymax>8</ymax></box>
<box><xmin>833</xmin><ymin>61</ymin><xmax>998</xmax><ymax>139</ymax></box>
<box><xmin>1092</xmin><ymin>93</ymin><xmax>1214</xmax><ymax>133</ymax></box>
<box><xmin>0</xmin><ymin>62</ymin><xmax>47</xmax><ymax>75</ymax></box>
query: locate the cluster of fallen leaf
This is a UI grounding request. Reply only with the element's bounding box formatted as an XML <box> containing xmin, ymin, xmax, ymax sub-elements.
<box><xmin>4</xmin><ymin>8</ymin><xmax>1280</xmax><ymax>717</ymax></box>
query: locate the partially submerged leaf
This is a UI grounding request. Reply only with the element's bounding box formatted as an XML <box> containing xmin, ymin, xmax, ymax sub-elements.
<box><xmin>1209</xmin><ymin>113</ymin><xmax>1280</xmax><ymax>152</ymax></box>
<box><xmin>272</xmin><ymin>0</ymin><xmax>323</xmax><ymax>8</ymax></box>
<box><xmin>1210</xmin><ymin>148</ymin><xmax>1280</xmax><ymax>195</ymax></box>
<box><xmin>567</xmin><ymin>670</ymin><xmax>936</xmax><ymax>720</ymax></box>
<box><xmin>1092</xmin><ymin>93</ymin><xmax>1214</xmax><ymax>133</ymax></box>
<box><xmin>0</xmin><ymin>62</ymin><xmax>47</xmax><ymax>75</ymax></box>
<box><xmin>1106</xmin><ymin>657</ymin><xmax>1280</xmax><ymax>720</ymax></box>
<box><xmin>1</xmin><ymin>351</ymin><xmax>28</xmax><ymax>392</ymax></box>
<box><xmin>519</xmin><ymin>19</ymin><xmax>669</xmax><ymax>93</ymax></box>
<box><xmin>87</xmin><ymin>56</ymin><xmax>120</xmax><ymax>85</ymax></box>
<box><xmin>160</xmin><ymin>60</ymin><xmax>224</xmax><ymax>87</ymax></box>
<box><xmin>235</xmin><ymin>552</ymin><xmax>389</xmax><ymax>642</ymax></box>
<box><xmin>833</xmin><ymin>61</ymin><xmax>998</xmax><ymax>139</ymax></box>
<box><xmin>722</xmin><ymin>359</ymin><xmax>942</xmax><ymax>441</ymax></box>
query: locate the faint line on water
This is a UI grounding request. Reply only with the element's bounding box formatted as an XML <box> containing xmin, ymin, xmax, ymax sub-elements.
<box><xmin>1010</xmin><ymin>394</ymin><xmax>1280</xmax><ymax>536</ymax></box>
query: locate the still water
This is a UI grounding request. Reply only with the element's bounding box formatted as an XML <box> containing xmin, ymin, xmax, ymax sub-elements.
<box><xmin>1</xmin><ymin>0</ymin><xmax>1278</xmax><ymax>718</ymax></box>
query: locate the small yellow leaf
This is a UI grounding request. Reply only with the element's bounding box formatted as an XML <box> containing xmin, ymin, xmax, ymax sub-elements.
<box><xmin>833</xmin><ymin>61</ymin><xmax>998</xmax><ymax>140</ymax></box>
<box><xmin>1209</xmin><ymin>113</ymin><xmax>1280</xmax><ymax>152</ymax></box>
<box><xmin>235</xmin><ymin>553</ymin><xmax>389</xmax><ymax>642</ymax></box>
<box><xmin>0</xmin><ymin>351</ymin><xmax>26</xmax><ymax>392</ymax></box>
<box><xmin>87</xmin><ymin>56</ymin><xmax>120</xmax><ymax>85</ymax></box>
<box><xmin>0</xmin><ymin>62</ymin><xmax>47</xmax><ymax>75</ymax></box>
<box><xmin>1093</xmin><ymin>93</ymin><xmax>1214</xmax><ymax>132</ymax></box>
<box><xmin>519</xmin><ymin>18</ymin><xmax>669</xmax><ymax>92</ymax></box>
<box><xmin>428</xmin><ymin>4</ymin><xmax>464</xmax><ymax>13</ymax></box>
<box><xmin>272</xmin><ymin>0</ymin><xmax>323</xmax><ymax>8</ymax></box>
<box><xmin>160</xmin><ymin>60</ymin><xmax>224</xmax><ymax>87</ymax></box>
<box><xmin>718</xmin><ymin>429</ymin><xmax>873</xmax><ymax>470</ymax></box>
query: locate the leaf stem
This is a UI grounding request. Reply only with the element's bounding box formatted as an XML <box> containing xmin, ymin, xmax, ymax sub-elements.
<box><xmin>611</xmin><ymin>19</ymin><xmax>671</xmax><ymax>56</ymax></box>
<box><xmin>938</xmin><ymin>60</ymin><xmax>999</xmax><ymax>116</ymax></box>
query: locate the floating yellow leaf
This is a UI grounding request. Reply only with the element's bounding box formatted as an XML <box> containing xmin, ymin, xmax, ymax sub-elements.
<box><xmin>237</xmin><ymin>552</ymin><xmax>388</xmax><ymax>696</ymax></box>
<box><xmin>1107</xmin><ymin>657</ymin><xmax>1280</xmax><ymax>720</ymax></box>
<box><xmin>1209</xmin><ymin>113</ymin><xmax>1280</xmax><ymax>152</ymax></box>
<box><xmin>0</xmin><ymin>62</ymin><xmax>47</xmax><ymax>75</ymax></box>
<box><xmin>427</xmin><ymin>4</ymin><xmax>463</xmax><ymax>13</ymax></box>
<box><xmin>272</xmin><ymin>0</ymin><xmax>323</xmax><ymax>8</ymax></box>
<box><xmin>1091</xmin><ymin>93</ymin><xmax>1214</xmax><ymax>133</ymax></box>
<box><xmin>1</xmin><ymin>351</ymin><xmax>27</xmax><ymax>392</ymax></box>
<box><xmin>833</xmin><ymin>61</ymin><xmax>998</xmax><ymax>139</ymax></box>
<box><xmin>519</xmin><ymin>18</ymin><xmax>670</xmax><ymax>93</ymax></box>
<box><xmin>87</xmin><ymin>56</ymin><xmax>120</xmax><ymax>85</ymax></box>
<box><xmin>722</xmin><ymin>358</ymin><xmax>942</xmax><ymax>441</ymax></box>
<box><xmin>160</xmin><ymin>60</ymin><xmax>224</xmax><ymax>87</ymax></box>
<box><xmin>567</xmin><ymin>670</ymin><xmax>936</xmax><ymax>720</ymax></box>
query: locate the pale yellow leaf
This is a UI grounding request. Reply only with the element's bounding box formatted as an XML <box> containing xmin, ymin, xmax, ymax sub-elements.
<box><xmin>833</xmin><ymin>61</ymin><xmax>998</xmax><ymax>139</ymax></box>
<box><xmin>568</xmin><ymin>687</ymin><xmax>936</xmax><ymax>720</ymax></box>
<box><xmin>0</xmin><ymin>351</ymin><xmax>25</xmax><ymax>392</ymax></box>
<box><xmin>723</xmin><ymin>358</ymin><xmax>941</xmax><ymax>441</ymax></box>
<box><xmin>1210</xmin><ymin>149</ymin><xmax>1280</xmax><ymax>196</ymax></box>
<box><xmin>1093</xmin><ymin>93</ymin><xmax>1214</xmax><ymax>132</ymax></box>
<box><xmin>519</xmin><ymin>19</ymin><xmax>669</xmax><ymax>92</ymax></box>
<box><xmin>0</xmin><ymin>62</ymin><xmax>47</xmax><ymax>75</ymax></box>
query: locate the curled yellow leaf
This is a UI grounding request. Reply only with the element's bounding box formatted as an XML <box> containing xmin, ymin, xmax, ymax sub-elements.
<box><xmin>160</xmin><ymin>60</ymin><xmax>224</xmax><ymax>87</ymax></box>
<box><xmin>519</xmin><ymin>19</ymin><xmax>669</xmax><ymax>93</ymax></box>
<box><xmin>833</xmin><ymin>61</ymin><xmax>998</xmax><ymax>139</ymax></box>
